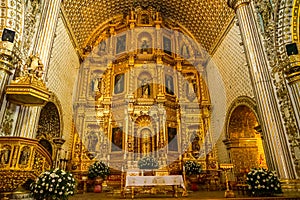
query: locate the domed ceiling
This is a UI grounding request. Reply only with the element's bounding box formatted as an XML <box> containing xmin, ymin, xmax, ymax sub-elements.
<box><xmin>62</xmin><ymin>0</ymin><xmax>234</xmax><ymax>54</ymax></box>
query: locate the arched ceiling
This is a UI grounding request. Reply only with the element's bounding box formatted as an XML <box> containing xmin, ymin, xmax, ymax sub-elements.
<box><xmin>62</xmin><ymin>0</ymin><xmax>234</xmax><ymax>54</ymax></box>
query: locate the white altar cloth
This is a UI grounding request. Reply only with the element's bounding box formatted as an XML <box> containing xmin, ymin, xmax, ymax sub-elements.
<box><xmin>125</xmin><ymin>175</ymin><xmax>185</xmax><ymax>189</ymax></box>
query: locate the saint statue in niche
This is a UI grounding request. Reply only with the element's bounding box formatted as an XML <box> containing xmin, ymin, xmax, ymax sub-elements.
<box><xmin>0</xmin><ymin>147</ymin><xmax>11</xmax><ymax>164</ymax></box>
<box><xmin>112</xmin><ymin>127</ymin><xmax>123</xmax><ymax>151</ymax></box>
<box><xmin>91</xmin><ymin>77</ymin><xmax>99</xmax><ymax>93</ymax></box>
<box><xmin>98</xmin><ymin>41</ymin><xmax>106</xmax><ymax>54</ymax></box>
<box><xmin>141</xmin><ymin>39</ymin><xmax>149</xmax><ymax>53</ymax></box>
<box><xmin>140</xmin><ymin>78</ymin><xmax>150</xmax><ymax>98</ymax></box>
<box><xmin>180</xmin><ymin>43</ymin><xmax>190</xmax><ymax>58</ymax></box>
<box><xmin>165</xmin><ymin>75</ymin><xmax>174</xmax><ymax>95</ymax></box>
<box><xmin>19</xmin><ymin>146</ymin><xmax>30</xmax><ymax>165</ymax></box>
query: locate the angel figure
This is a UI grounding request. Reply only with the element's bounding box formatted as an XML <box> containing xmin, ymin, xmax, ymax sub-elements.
<box><xmin>26</xmin><ymin>54</ymin><xmax>44</xmax><ymax>79</ymax></box>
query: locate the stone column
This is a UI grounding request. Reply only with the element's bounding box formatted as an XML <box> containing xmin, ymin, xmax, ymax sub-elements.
<box><xmin>227</xmin><ymin>0</ymin><xmax>297</xmax><ymax>179</ymax></box>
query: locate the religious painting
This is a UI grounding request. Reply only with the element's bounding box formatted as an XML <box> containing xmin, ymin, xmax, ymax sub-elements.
<box><xmin>168</xmin><ymin>127</ymin><xmax>178</xmax><ymax>151</ymax></box>
<box><xmin>114</xmin><ymin>73</ymin><xmax>124</xmax><ymax>94</ymax></box>
<box><xmin>116</xmin><ymin>34</ymin><xmax>126</xmax><ymax>54</ymax></box>
<box><xmin>165</xmin><ymin>74</ymin><xmax>174</xmax><ymax>95</ymax></box>
<box><xmin>0</xmin><ymin>145</ymin><xmax>11</xmax><ymax>165</ymax></box>
<box><xmin>112</xmin><ymin>127</ymin><xmax>123</xmax><ymax>152</ymax></box>
<box><xmin>19</xmin><ymin>146</ymin><xmax>31</xmax><ymax>165</ymax></box>
<box><xmin>163</xmin><ymin>36</ymin><xmax>172</xmax><ymax>55</ymax></box>
<box><xmin>86</xmin><ymin>131</ymin><xmax>98</xmax><ymax>152</ymax></box>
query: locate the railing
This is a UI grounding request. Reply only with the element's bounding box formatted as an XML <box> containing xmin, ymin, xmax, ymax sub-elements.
<box><xmin>0</xmin><ymin>137</ymin><xmax>52</xmax><ymax>192</ymax></box>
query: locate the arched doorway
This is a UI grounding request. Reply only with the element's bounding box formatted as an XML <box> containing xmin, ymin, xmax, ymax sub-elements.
<box><xmin>224</xmin><ymin>98</ymin><xmax>267</xmax><ymax>179</ymax></box>
<box><xmin>36</xmin><ymin>101</ymin><xmax>62</xmax><ymax>162</ymax></box>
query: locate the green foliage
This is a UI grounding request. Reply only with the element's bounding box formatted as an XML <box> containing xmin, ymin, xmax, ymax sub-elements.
<box><xmin>184</xmin><ymin>161</ymin><xmax>202</xmax><ymax>176</ymax></box>
<box><xmin>88</xmin><ymin>161</ymin><xmax>110</xmax><ymax>179</ymax></box>
<box><xmin>138</xmin><ymin>156</ymin><xmax>159</xmax><ymax>169</ymax></box>
<box><xmin>30</xmin><ymin>168</ymin><xmax>76</xmax><ymax>200</ymax></box>
<box><xmin>247</xmin><ymin>168</ymin><xmax>282</xmax><ymax>197</ymax></box>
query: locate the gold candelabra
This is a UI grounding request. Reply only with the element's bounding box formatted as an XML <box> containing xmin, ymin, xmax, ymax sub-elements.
<box><xmin>220</xmin><ymin>163</ymin><xmax>235</xmax><ymax>198</ymax></box>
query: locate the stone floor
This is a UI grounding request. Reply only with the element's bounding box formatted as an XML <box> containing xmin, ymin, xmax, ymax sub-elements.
<box><xmin>70</xmin><ymin>190</ymin><xmax>300</xmax><ymax>200</ymax></box>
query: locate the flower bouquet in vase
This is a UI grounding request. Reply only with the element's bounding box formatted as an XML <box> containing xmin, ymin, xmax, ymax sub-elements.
<box><xmin>88</xmin><ymin>161</ymin><xmax>110</xmax><ymax>193</ymax></box>
<box><xmin>30</xmin><ymin>168</ymin><xmax>76</xmax><ymax>200</ymax></box>
<box><xmin>246</xmin><ymin>168</ymin><xmax>282</xmax><ymax>197</ymax></box>
<box><xmin>184</xmin><ymin>160</ymin><xmax>202</xmax><ymax>191</ymax></box>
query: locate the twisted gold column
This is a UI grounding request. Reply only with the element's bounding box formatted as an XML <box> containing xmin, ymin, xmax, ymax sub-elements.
<box><xmin>227</xmin><ymin>0</ymin><xmax>297</xmax><ymax>180</ymax></box>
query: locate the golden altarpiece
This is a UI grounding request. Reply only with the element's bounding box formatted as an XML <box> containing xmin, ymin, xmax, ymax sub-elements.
<box><xmin>71</xmin><ymin>6</ymin><xmax>218</xmax><ymax>176</ymax></box>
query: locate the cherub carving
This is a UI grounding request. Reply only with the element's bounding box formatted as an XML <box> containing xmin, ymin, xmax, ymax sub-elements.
<box><xmin>25</xmin><ymin>54</ymin><xmax>44</xmax><ymax>79</ymax></box>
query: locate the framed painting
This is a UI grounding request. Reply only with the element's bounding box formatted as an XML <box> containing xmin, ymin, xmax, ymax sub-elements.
<box><xmin>114</xmin><ymin>73</ymin><xmax>124</xmax><ymax>94</ymax></box>
<box><xmin>168</xmin><ymin>127</ymin><xmax>178</xmax><ymax>151</ymax></box>
<box><xmin>163</xmin><ymin>36</ymin><xmax>172</xmax><ymax>55</ymax></box>
<box><xmin>165</xmin><ymin>74</ymin><xmax>174</xmax><ymax>95</ymax></box>
<box><xmin>116</xmin><ymin>34</ymin><xmax>126</xmax><ymax>54</ymax></box>
<box><xmin>111</xmin><ymin>127</ymin><xmax>123</xmax><ymax>152</ymax></box>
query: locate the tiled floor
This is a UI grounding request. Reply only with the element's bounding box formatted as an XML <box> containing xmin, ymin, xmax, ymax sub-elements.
<box><xmin>70</xmin><ymin>189</ymin><xmax>300</xmax><ymax>200</ymax></box>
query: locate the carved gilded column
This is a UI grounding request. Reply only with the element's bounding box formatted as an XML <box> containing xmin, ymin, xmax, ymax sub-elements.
<box><xmin>228</xmin><ymin>0</ymin><xmax>297</xmax><ymax>179</ymax></box>
<box><xmin>0</xmin><ymin>42</ymin><xmax>13</xmax><ymax>105</ymax></box>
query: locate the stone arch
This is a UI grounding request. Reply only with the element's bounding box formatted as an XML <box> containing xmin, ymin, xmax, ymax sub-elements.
<box><xmin>36</xmin><ymin>92</ymin><xmax>63</xmax><ymax>140</ymax></box>
<box><xmin>225</xmin><ymin>96</ymin><xmax>258</xmax><ymax>139</ymax></box>
<box><xmin>36</xmin><ymin>92</ymin><xmax>63</xmax><ymax>161</ymax></box>
<box><xmin>224</xmin><ymin>96</ymin><xmax>267</xmax><ymax>175</ymax></box>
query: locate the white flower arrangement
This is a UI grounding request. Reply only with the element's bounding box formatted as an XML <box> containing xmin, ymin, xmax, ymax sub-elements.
<box><xmin>247</xmin><ymin>168</ymin><xmax>282</xmax><ymax>197</ymax></box>
<box><xmin>184</xmin><ymin>160</ymin><xmax>202</xmax><ymax>176</ymax></box>
<box><xmin>30</xmin><ymin>168</ymin><xmax>76</xmax><ymax>200</ymax></box>
<box><xmin>138</xmin><ymin>156</ymin><xmax>159</xmax><ymax>169</ymax></box>
<box><xmin>88</xmin><ymin>161</ymin><xmax>110</xmax><ymax>179</ymax></box>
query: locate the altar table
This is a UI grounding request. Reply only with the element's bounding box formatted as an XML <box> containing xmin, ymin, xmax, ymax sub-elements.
<box><xmin>124</xmin><ymin>175</ymin><xmax>186</xmax><ymax>198</ymax></box>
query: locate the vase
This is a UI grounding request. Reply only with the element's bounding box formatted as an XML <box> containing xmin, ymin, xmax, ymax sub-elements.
<box><xmin>189</xmin><ymin>175</ymin><xmax>199</xmax><ymax>191</ymax></box>
<box><xmin>94</xmin><ymin>177</ymin><xmax>104</xmax><ymax>193</ymax></box>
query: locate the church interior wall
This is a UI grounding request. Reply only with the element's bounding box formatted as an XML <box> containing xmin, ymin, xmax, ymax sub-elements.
<box><xmin>207</xmin><ymin>21</ymin><xmax>255</xmax><ymax>165</ymax></box>
<box><xmin>46</xmin><ymin>15</ymin><xmax>80</xmax><ymax>152</ymax></box>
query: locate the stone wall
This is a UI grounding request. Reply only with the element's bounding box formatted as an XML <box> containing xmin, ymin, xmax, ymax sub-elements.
<box><xmin>46</xmin><ymin>14</ymin><xmax>80</xmax><ymax>151</ymax></box>
<box><xmin>206</xmin><ymin>20</ymin><xmax>254</xmax><ymax>164</ymax></box>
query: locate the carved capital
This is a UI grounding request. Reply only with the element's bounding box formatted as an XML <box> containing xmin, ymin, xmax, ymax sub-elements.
<box><xmin>227</xmin><ymin>0</ymin><xmax>251</xmax><ymax>11</ymax></box>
